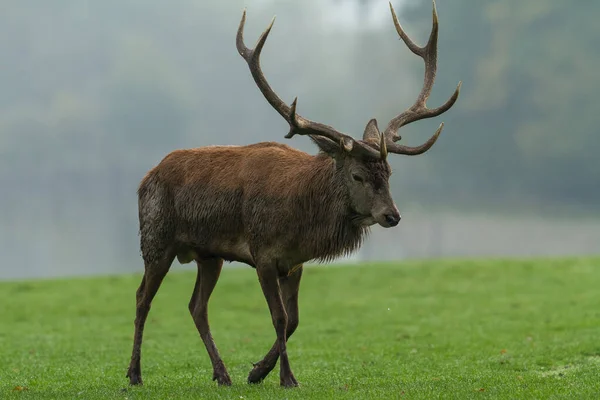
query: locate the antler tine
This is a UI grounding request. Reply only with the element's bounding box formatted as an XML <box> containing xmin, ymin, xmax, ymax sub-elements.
<box><xmin>237</xmin><ymin>9</ymin><xmax>382</xmax><ymax>160</ymax></box>
<box><xmin>386</xmin><ymin>122</ymin><xmax>444</xmax><ymax>156</ymax></box>
<box><xmin>236</xmin><ymin>10</ymin><xmax>289</xmax><ymax>120</ymax></box>
<box><xmin>384</xmin><ymin>1</ymin><xmax>461</xmax><ymax>155</ymax></box>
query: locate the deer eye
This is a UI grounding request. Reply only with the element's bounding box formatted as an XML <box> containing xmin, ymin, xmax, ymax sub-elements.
<box><xmin>352</xmin><ymin>173</ymin><xmax>364</xmax><ymax>183</ymax></box>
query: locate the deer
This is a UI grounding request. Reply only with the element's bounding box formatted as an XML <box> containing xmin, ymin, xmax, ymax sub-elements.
<box><xmin>126</xmin><ymin>0</ymin><xmax>461</xmax><ymax>388</ymax></box>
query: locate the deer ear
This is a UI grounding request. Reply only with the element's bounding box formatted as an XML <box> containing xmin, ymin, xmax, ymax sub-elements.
<box><xmin>310</xmin><ymin>136</ymin><xmax>343</xmax><ymax>157</ymax></box>
<box><xmin>362</xmin><ymin>118</ymin><xmax>381</xmax><ymax>144</ymax></box>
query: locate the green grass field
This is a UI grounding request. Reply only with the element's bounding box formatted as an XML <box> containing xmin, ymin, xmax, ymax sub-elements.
<box><xmin>1</xmin><ymin>258</ymin><xmax>599</xmax><ymax>399</ymax></box>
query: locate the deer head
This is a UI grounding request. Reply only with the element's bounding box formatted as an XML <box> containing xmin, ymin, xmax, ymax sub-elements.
<box><xmin>236</xmin><ymin>0</ymin><xmax>461</xmax><ymax>228</ymax></box>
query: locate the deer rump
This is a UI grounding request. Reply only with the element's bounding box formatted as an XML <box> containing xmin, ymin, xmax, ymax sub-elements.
<box><xmin>137</xmin><ymin>141</ymin><xmax>367</xmax><ymax>271</ymax></box>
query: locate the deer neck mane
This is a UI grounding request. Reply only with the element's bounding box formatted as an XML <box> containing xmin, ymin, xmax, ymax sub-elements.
<box><xmin>298</xmin><ymin>154</ymin><xmax>369</xmax><ymax>263</ymax></box>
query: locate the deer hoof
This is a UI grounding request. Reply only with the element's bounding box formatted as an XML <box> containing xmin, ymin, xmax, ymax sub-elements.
<box><xmin>213</xmin><ymin>369</ymin><xmax>232</xmax><ymax>386</ymax></box>
<box><xmin>248</xmin><ymin>360</ymin><xmax>277</xmax><ymax>384</ymax></box>
<box><xmin>248</xmin><ymin>369</ymin><xmax>266</xmax><ymax>384</ymax></box>
<box><xmin>127</xmin><ymin>372</ymin><xmax>143</xmax><ymax>386</ymax></box>
<box><xmin>280</xmin><ymin>373</ymin><xmax>299</xmax><ymax>388</ymax></box>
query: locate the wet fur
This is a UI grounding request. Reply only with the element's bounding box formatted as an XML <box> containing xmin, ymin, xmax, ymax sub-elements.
<box><xmin>128</xmin><ymin>137</ymin><xmax>391</xmax><ymax>387</ymax></box>
<box><xmin>137</xmin><ymin>140</ymin><xmax>387</xmax><ymax>270</ymax></box>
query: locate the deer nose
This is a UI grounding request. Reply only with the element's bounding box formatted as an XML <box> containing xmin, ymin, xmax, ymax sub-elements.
<box><xmin>384</xmin><ymin>212</ymin><xmax>401</xmax><ymax>227</ymax></box>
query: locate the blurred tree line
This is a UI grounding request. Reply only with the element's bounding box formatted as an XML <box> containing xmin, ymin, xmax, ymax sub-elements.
<box><xmin>0</xmin><ymin>0</ymin><xmax>597</xmax><ymax>275</ymax></box>
<box><xmin>403</xmin><ymin>0</ymin><xmax>600</xmax><ymax>212</ymax></box>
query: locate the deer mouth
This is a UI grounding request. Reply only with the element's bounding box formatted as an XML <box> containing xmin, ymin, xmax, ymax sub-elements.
<box><xmin>350</xmin><ymin>211</ymin><xmax>376</xmax><ymax>227</ymax></box>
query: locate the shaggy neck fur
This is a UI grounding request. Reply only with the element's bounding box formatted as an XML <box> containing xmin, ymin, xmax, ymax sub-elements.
<box><xmin>293</xmin><ymin>153</ymin><xmax>370</xmax><ymax>263</ymax></box>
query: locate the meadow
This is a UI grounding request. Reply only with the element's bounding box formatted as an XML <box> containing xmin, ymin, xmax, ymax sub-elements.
<box><xmin>1</xmin><ymin>258</ymin><xmax>599</xmax><ymax>399</ymax></box>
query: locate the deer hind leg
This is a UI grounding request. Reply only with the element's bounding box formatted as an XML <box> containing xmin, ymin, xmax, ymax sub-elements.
<box><xmin>248</xmin><ymin>265</ymin><xmax>302</xmax><ymax>384</ymax></box>
<box><xmin>189</xmin><ymin>256</ymin><xmax>231</xmax><ymax>386</ymax></box>
<box><xmin>127</xmin><ymin>246</ymin><xmax>175</xmax><ymax>385</ymax></box>
<box><xmin>252</xmin><ymin>262</ymin><xmax>301</xmax><ymax>387</ymax></box>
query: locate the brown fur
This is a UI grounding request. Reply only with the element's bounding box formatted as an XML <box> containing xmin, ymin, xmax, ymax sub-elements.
<box><xmin>126</xmin><ymin>138</ymin><xmax>398</xmax><ymax>387</ymax></box>
<box><xmin>137</xmin><ymin>141</ymin><xmax>382</xmax><ymax>267</ymax></box>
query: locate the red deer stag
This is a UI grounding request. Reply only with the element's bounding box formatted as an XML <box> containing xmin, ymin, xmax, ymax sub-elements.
<box><xmin>127</xmin><ymin>1</ymin><xmax>461</xmax><ymax>388</ymax></box>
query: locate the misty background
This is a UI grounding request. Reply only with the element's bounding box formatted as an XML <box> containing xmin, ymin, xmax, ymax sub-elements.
<box><xmin>1</xmin><ymin>0</ymin><xmax>598</xmax><ymax>280</ymax></box>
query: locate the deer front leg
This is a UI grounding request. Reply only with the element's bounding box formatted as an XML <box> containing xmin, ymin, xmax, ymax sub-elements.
<box><xmin>255</xmin><ymin>261</ymin><xmax>299</xmax><ymax>387</ymax></box>
<box><xmin>248</xmin><ymin>265</ymin><xmax>302</xmax><ymax>384</ymax></box>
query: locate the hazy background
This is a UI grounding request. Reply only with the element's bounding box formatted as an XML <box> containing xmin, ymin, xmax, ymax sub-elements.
<box><xmin>1</xmin><ymin>0</ymin><xmax>598</xmax><ymax>280</ymax></box>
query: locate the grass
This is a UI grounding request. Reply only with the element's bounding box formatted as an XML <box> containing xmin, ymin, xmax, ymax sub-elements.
<box><xmin>1</xmin><ymin>257</ymin><xmax>600</xmax><ymax>399</ymax></box>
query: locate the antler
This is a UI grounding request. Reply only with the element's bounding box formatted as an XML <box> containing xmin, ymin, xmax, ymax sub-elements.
<box><xmin>383</xmin><ymin>0</ymin><xmax>462</xmax><ymax>156</ymax></box>
<box><xmin>236</xmin><ymin>10</ymin><xmax>385</xmax><ymax>160</ymax></box>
